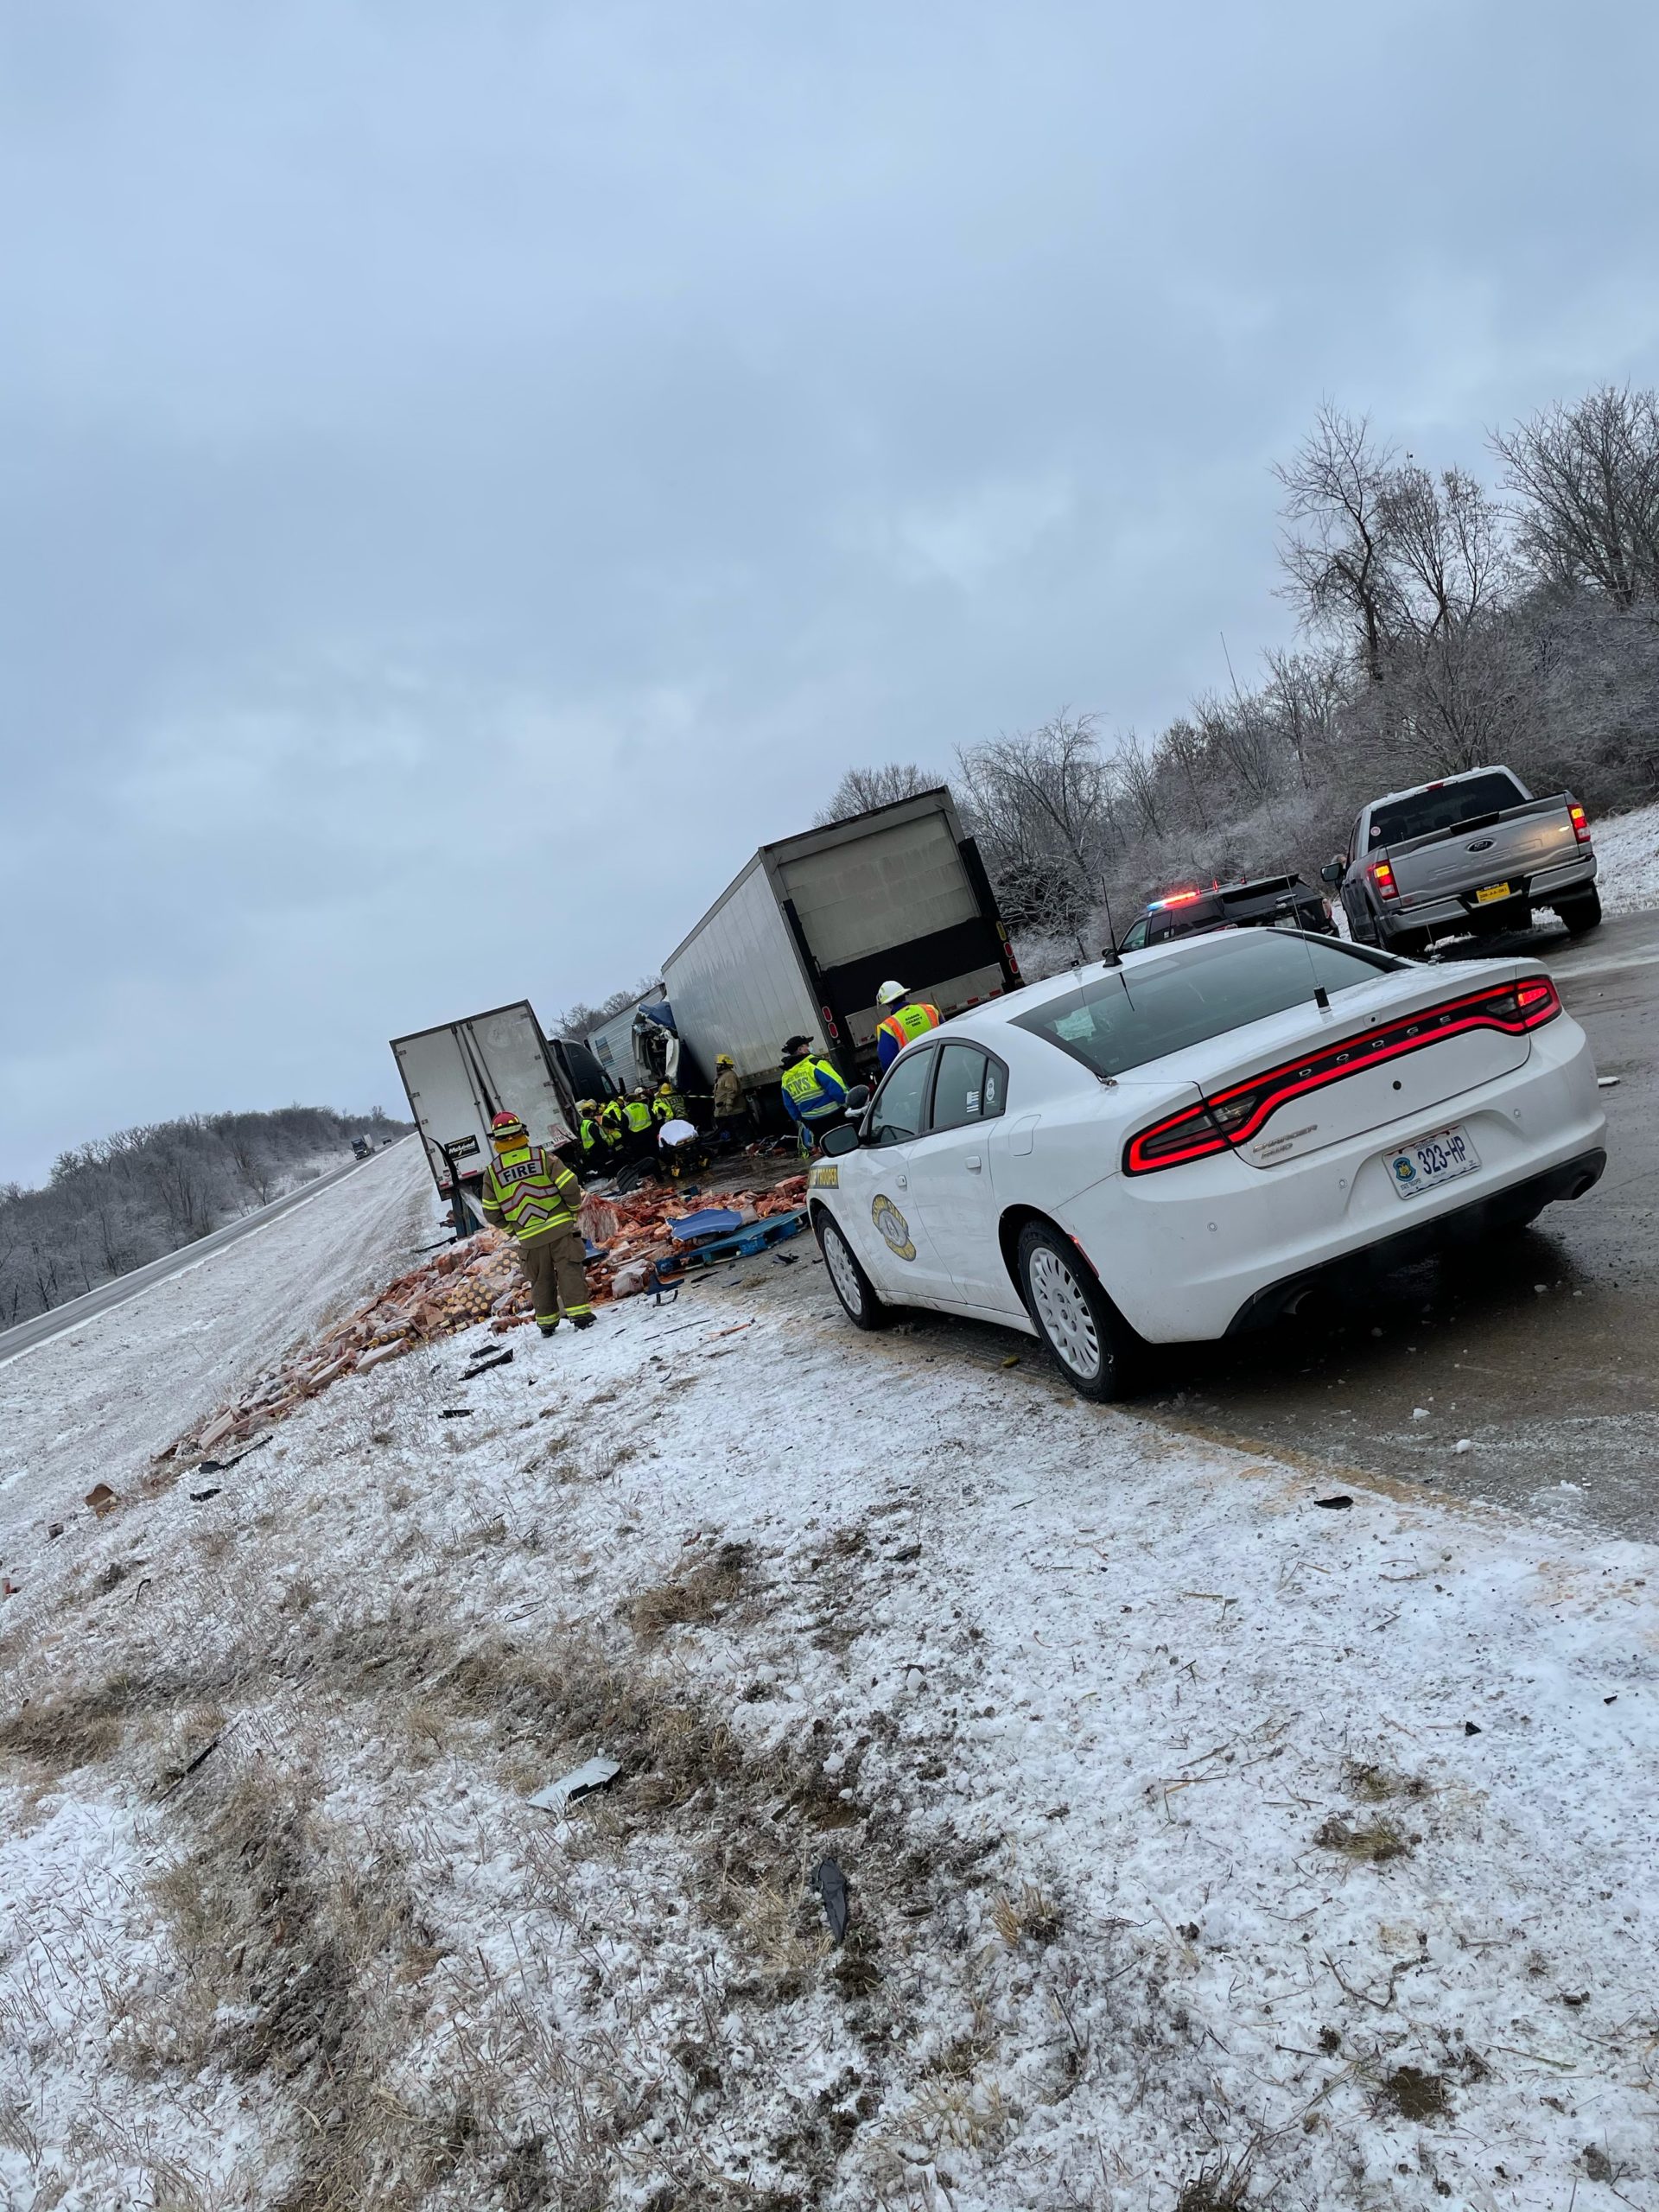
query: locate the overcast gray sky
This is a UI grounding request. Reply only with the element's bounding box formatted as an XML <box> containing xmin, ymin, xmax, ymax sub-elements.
<box><xmin>3</xmin><ymin>0</ymin><xmax>1657</xmax><ymax>1183</ymax></box>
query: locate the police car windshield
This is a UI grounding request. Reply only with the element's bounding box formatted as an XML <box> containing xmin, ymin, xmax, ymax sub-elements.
<box><xmin>1014</xmin><ymin>933</ymin><xmax>1395</xmax><ymax>1079</ymax></box>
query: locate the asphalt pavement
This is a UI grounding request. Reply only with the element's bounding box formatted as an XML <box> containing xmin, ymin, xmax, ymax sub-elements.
<box><xmin>0</xmin><ymin>1138</ymin><xmax>415</xmax><ymax>1367</ymax></box>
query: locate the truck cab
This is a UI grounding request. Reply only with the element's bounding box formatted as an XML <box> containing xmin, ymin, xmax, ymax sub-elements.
<box><xmin>1325</xmin><ymin>766</ymin><xmax>1599</xmax><ymax>956</ymax></box>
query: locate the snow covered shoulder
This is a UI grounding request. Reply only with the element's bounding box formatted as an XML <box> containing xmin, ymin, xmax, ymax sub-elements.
<box><xmin>1</xmin><ymin>1192</ymin><xmax>1655</xmax><ymax>2207</ymax></box>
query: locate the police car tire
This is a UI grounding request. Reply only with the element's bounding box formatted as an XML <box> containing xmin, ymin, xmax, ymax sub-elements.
<box><xmin>816</xmin><ymin>1212</ymin><xmax>891</xmax><ymax>1331</ymax></box>
<box><xmin>1016</xmin><ymin>1221</ymin><xmax>1128</xmax><ymax>1402</ymax></box>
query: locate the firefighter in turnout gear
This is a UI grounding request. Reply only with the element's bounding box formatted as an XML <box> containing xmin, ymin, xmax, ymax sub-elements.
<box><xmin>874</xmin><ymin>980</ymin><xmax>941</xmax><ymax>1071</ymax></box>
<box><xmin>477</xmin><ymin>1111</ymin><xmax>594</xmax><ymax>1335</ymax></box>
<box><xmin>779</xmin><ymin>1035</ymin><xmax>849</xmax><ymax>1154</ymax></box>
<box><xmin>710</xmin><ymin>1053</ymin><xmax>750</xmax><ymax>1144</ymax></box>
<box><xmin>652</xmin><ymin>1079</ymin><xmax>684</xmax><ymax>1124</ymax></box>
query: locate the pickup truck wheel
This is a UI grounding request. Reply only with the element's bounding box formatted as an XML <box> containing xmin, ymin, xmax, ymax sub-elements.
<box><xmin>1016</xmin><ymin>1223</ymin><xmax>1133</xmax><ymax>1402</ymax></box>
<box><xmin>815</xmin><ymin>1211</ymin><xmax>891</xmax><ymax>1331</ymax></box>
<box><xmin>1554</xmin><ymin>889</ymin><xmax>1602</xmax><ymax>935</ymax></box>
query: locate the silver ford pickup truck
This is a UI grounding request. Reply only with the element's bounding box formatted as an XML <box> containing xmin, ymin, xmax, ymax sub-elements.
<box><xmin>1323</xmin><ymin>766</ymin><xmax>1599</xmax><ymax>957</ymax></box>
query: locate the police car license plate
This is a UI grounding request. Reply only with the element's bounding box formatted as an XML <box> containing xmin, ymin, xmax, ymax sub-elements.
<box><xmin>1387</xmin><ymin>1122</ymin><xmax>1480</xmax><ymax>1201</ymax></box>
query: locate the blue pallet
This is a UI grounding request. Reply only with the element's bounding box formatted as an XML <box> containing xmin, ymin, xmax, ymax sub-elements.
<box><xmin>651</xmin><ymin>1207</ymin><xmax>809</xmax><ymax>1282</ymax></box>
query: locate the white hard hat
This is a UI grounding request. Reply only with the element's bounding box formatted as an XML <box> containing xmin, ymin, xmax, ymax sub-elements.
<box><xmin>876</xmin><ymin>980</ymin><xmax>906</xmax><ymax>1007</ymax></box>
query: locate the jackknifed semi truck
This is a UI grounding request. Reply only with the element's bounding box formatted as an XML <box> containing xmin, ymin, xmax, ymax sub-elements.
<box><xmin>390</xmin><ymin>1001</ymin><xmax>607</xmax><ymax>1229</ymax></box>
<box><xmin>659</xmin><ymin>788</ymin><xmax>1018</xmax><ymax>1104</ymax></box>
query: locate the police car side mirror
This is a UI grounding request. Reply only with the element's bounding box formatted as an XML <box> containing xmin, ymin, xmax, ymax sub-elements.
<box><xmin>818</xmin><ymin>1121</ymin><xmax>861</xmax><ymax>1157</ymax></box>
<box><xmin>1320</xmin><ymin>858</ymin><xmax>1344</xmax><ymax>887</ymax></box>
<box><xmin>842</xmin><ymin>1084</ymin><xmax>870</xmax><ymax>1116</ymax></box>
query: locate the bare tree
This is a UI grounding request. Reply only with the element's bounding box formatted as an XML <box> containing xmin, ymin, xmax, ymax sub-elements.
<box><xmin>1381</xmin><ymin>464</ymin><xmax>1507</xmax><ymax>639</ymax></box>
<box><xmin>813</xmin><ymin>762</ymin><xmax>938</xmax><ymax>826</ymax></box>
<box><xmin>1274</xmin><ymin>405</ymin><xmax>1399</xmax><ymax>680</ymax></box>
<box><xmin>1493</xmin><ymin>386</ymin><xmax>1659</xmax><ymax>607</ymax></box>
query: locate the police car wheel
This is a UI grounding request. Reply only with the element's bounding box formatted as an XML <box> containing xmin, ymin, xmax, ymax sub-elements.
<box><xmin>816</xmin><ymin>1212</ymin><xmax>890</xmax><ymax>1331</ymax></box>
<box><xmin>1016</xmin><ymin>1222</ymin><xmax>1128</xmax><ymax>1402</ymax></box>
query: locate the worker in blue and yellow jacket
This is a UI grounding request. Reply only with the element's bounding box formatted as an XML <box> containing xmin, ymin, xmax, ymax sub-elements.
<box><xmin>477</xmin><ymin>1110</ymin><xmax>594</xmax><ymax>1337</ymax></box>
<box><xmin>779</xmin><ymin>1034</ymin><xmax>849</xmax><ymax>1153</ymax></box>
<box><xmin>874</xmin><ymin>979</ymin><xmax>941</xmax><ymax>1071</ymax></box>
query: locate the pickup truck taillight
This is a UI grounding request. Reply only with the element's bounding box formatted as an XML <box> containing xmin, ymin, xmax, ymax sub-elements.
<box><xmin>1569</xmin><ymin>803</ymin><xmax>1592</xmax><ymax>845</ymax></box>
<box><xmin>1371</xmin><ymin>859</ymin><xmax>1400</xmax><ymax>901</ymax></box>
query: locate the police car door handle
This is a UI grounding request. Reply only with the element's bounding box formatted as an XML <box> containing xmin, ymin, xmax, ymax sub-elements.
<box><xmin>964</xmin><ymin>1156</ymin><xmax>982</xmax><ymax>1172</ymax></box>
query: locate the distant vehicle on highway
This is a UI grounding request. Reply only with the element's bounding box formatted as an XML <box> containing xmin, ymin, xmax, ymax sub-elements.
<box><xmin>1324</xmin><ymin>766</ymin><xmax>1599</xmax><ymax>957</ymax></box>
<box><xmin>351</xmin><ymin>1136</ymin><xmax>372</xmax><ymax>1160</ymax></box>
<box><xmin>805</xmin><ymin>926</ymin><xmax>1605</xmax><ymax>1400</ymax></box>
<box><xmin>1116</xmin><ymin>874</ymin><xmax>1335</xmax><ymax>952</ymax></box>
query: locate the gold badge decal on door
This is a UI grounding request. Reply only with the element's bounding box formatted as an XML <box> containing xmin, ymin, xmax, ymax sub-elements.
<box><xmin>871</xmin><ymin>1194</ymin><xmax>917</xmax><ymax>1262</ymax></box>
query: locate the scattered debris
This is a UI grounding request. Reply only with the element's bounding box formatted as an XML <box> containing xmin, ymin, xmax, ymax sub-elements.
<box><xmin>47</xmin><ymin>1522</ymin><xmax>63</xmax><ymax>1541</ymax></box>
<box><xmin>461</xmin><ymin>1348</ymin><xmax>514</xmax><ymax>1380</ymax></box>
<box><xmin>1597</xmin><ymin>1075</ymin><xmax>1620</xmax><ymax>1089</ymax></box>
<box><xmin>155</xmin><ymin>1729</ymin><xmax>227</xmax><ymax>1804</ymax></box>
<box><xmin>812</xmin><ymin>1856</ymin><xmax>849</xmax><ymax>1944</ymax></box>
<box><xmin>197</xmin><ymin>1436</ymin><xmax>271</xmax><ymax>1477</ymax></box>
<box><xmin>188</xmin><ymin>1487</ymin><xmax>222</xmax><ymax>1503</ymax></box>
<box><xmin>525</xmin><ymin>1754</ymin><xmax>622</xmax><ymax>1814</ymax></box>
<box><xmin>1313</xmin><ymin>1494</ymin><xmax>1354</xmax><ymax>1510</ymax></box>
<box><xmin>1465</xmin><ymin>1720</ymin><xmax>1482</xmax><ymax>1735</ymax></box>
<box><xmin>439</xmin><ymin>1408</ymin><xmax>474</xmax><ymax>1419</ymax></box>
<box><xmin>84</xmin><ymin>1483</ymin><xmax>119</xmax><ymax>1518</ymax></box>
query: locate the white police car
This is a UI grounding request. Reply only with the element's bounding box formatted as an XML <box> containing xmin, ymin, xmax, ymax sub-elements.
<box><xmin>805</xmin><ymin>929</ymin><xmax>1605</xmax><ymax>1398</ymax></box>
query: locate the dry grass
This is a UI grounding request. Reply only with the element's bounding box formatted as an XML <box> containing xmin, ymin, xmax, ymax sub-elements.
<box><xmin>626</xmin><ymin>1542</ymin><xmax>753</xmax><ymax>1643</ymax></box>
<box><xmin>1313</xmin><ymin>1815</ymin><xmax>1414</xmax><ymax>1864</ymax></box>
<box><xmin>0</xmin><ymin>1673</ymin><xmax>139</xmax><ymax>1775</ymax></box>
<box><xmin>990</xmin><ymin>1881</ymin><xmax>1064</xmax><ymax>1948</ymax></box>
<box><xmin>1341</xmin><ymin>1757</ymin><xmax>1429</xmax><ymax>1803</ymax></box>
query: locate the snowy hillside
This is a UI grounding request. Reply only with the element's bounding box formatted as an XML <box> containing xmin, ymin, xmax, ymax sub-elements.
<box><xmin>1</xmin><ymin>1151</ymin><xmax>1655</xmax><ymax>2209</ymax></box>
<box><xmin>1593</xmin><ymin>793</ymin><xmax>1659</xmax><ymax>915</ymax></box>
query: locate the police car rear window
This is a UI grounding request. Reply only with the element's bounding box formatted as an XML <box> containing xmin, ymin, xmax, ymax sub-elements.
<box><xmin>1013</xmin><ymin>934</ymin><xmax>1396</xmax><ymax>1079</ymax></box>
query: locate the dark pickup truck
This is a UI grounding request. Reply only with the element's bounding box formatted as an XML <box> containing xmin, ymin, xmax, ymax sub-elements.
<box><xmin>1116</xmin><ymin>874</ymin><xmax>1336</xmax><ymax>952</ymax></box>
<box><xmin>1324</xmin><ymin>766</ymin><xmax>1599</xmax><ymax>957</ymax></box>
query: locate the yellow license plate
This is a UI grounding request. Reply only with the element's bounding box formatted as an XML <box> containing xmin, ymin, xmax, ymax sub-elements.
<box><xmin>1474</xmin><ymin>882</ymin><xmax>1512</xmax><ymax>903</ymax></box>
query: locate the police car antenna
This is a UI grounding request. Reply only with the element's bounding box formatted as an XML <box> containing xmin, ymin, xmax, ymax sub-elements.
<box><xmin>1097</xmin><ymin>880</ymin><xmax>1122</xmax><ymax>968</ymax></box>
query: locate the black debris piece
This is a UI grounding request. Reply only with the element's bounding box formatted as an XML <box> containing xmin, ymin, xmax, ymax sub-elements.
<box><xmin>188</xmin><ymin>1487</ymin><xmax>222</xmax><ymax>1503</ymax></box>
<box><xmin>461</xmin><ymin>1349</ymin><xmax>515</xmax><ymax>1381</ymax></box>
<box><xmin>1313</xmin><ymin>1495</ymin><xmax>1354</xmax><ymax>1510</ymax></box>
<box><xmin>47</xmin><ymin>1522</ymin><xmax>64</xmax><ymax>1540</ymax></box>
<box><xmin>812</xmin><ymin>1857</ymin><xmax>849</xmax><ymax>1945</ymax></box>
<box><xmin>1604</xmin><ymin>1694</ymin><xmax>1618</xmax><ymax>1705</ymax></box>
<box><xmin>439</xmin><ymin>1408</ymin><xmax>474</xmax><ymax>1419</ymax></box>
<box><xmin>1464</xmin><ymin>1721</ymin><xmax>1482</xmax><ymax>1735</ymax></box>
<box><xmin>197</xmin><ymin>1434</ymin><xmax>271</xmax><ymax>1478</ymax></box>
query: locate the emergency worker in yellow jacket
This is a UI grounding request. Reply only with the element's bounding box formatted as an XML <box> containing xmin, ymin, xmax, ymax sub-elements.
<box><xmin>874</xmin><ymin>979</ymin><xmax>941</xmax><ymax>1071</ymax></box>
<box><xmin>779</xmin><ymin>1035</ymin><xmax>849</xmax><ymax>1153</ymax></box>
<box><xmin>478</xmin><ymin>1111</ymin><xmax>594</xmax><ymax>1337</ymax></box>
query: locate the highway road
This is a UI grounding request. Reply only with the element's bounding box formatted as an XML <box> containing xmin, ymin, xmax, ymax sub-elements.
<box><xmin>0</xmin><ymin>1137</ymin><xmax>416</xmax><ymax>1367</ymax></box>
<box><xmin>842</xmin><ymin>907</ymin><xmax>1659</xmax><ymax>1542</ymax></box>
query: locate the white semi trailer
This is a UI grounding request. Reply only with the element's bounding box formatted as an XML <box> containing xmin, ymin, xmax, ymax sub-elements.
<box><xmin>391</xmin><ymin>1000</ymin><xmax>582</xmax><ymax>1230</ymax></box>
<box><xmin>660</xmin><ymin>788</ymin><xmax>1018</xmax><ymax>1106</ymax></box>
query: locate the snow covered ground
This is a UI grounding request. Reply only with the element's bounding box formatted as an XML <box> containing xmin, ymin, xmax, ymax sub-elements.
<box><xmin>2</xmin><ymin>1160</ymin><xmax>1656</xmax><ymax>2209</ymax></box>
<box><xmin>0</xmin><ymin>1139</ymin><xmax>436</xmax><ymax>1556</ymax></box>
<box><xmin>1592</xmin><ymin>794</ymin><xmax>1659</xmax><ymax>917</ymax></box>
